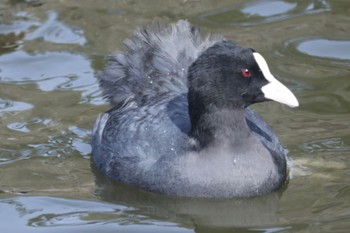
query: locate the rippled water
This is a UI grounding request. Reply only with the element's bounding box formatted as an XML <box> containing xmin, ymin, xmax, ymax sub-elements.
<box><xmin>1</xmin><ymin>0</ymin><xmax>350</xmax><ymax>232</ymax></box>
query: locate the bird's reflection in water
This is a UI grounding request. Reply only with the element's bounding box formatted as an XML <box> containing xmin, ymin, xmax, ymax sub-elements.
<box><xmin>92</xmin><ymin>164</ymin><xmax>284</xmax><ymax>232</ymax></box>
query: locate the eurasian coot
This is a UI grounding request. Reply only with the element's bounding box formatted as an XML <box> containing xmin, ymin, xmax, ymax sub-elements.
<box><xmin>92</xmin><ymin>20</ymin><xmax>299</xmax><ymax>198</ymax></box>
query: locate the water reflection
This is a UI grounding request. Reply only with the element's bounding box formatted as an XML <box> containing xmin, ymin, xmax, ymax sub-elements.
<box><xmin>301</xmin><ymin>137</ymin><xmax>350</xmax><ymax>153</ymax></box>
<box><xmin>199</xmin><ymin>0</ymin><xmax>331</xmax><ymax>26</ymax></box>
<box><xmin>1</xmin><ymin>121</ymin><xmax>91</xmax><ymax>164</ymax></box>
<box><xmin>0</xmin><ymin>15</ymin><xmax>40</xmax><ymax>35</ymax></box>
<box><xmin>0</xmin><ymin>196</ymin><xmax>192</xmax><ymax>232</ymax></box>
<box><xmin>7</xmin><ymin>0</ymin><xmax>43</xmax><ymax>7</ymax></box>
<box><xmin>7</xmin><ymin>118</ymin><xmax>51</xmax><ymax>133</ymax></box>
<box><xmin>0</xmin><ymin>148</ymin><xmax>31</xmax><ymax>165</ymax></box>
<box><xmin>283</xmin><ymin>37</ymin><xmax>350</xmax><ymax>62</ymax></box>
<box><xmin>0</xmin><ymin>50</ymin><xmax>102</xmax><ymax>104</ymax></box>
<box><xmin>69</xmin><ymin>126</ymin><xmax>92</xmax><ymax>157</ymax></box>
<box><xmin>25</xmin><ymin>11</ymin><xmax>87</xmax><ymax>45</ymax></box>
<box><xmin>93</xmin><ymin>167</ymin><xmax>283</xmax><ymax>230</ymax></box>
<box><xmin>241</xmin><ymin>1</ymin><xmax>297</xmax><ymax>17</ymax></box>
<box><xmin>27</xmin><ymin>127</ymin><xmax>92</xmax><ymax>158</ymax></box>
<box><xmin>0</xmin><ymin>51</ymin><xmax>92</xmax><ymax>85</ymax></box>
<box><xmin>297</xmin><ymin>39</ymin><xmax>350</xmax><ymax>60</ymax></box>
<box><xmin>0</xmin><ymin>98</ymin><xmax>33</xmax><ymax>113</ymax></box>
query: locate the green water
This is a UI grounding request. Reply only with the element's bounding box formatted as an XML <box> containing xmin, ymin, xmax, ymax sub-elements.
<box><xmin>1</xmin><ymin>0</ymin><xmax>350</xmax><ymax>232</ymax></box>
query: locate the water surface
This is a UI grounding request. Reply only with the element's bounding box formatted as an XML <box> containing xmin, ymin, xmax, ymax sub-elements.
<box><xmin>1</xmin><ymin>0</ymin><xmax>350</xmax><ymax>232</ymax></box>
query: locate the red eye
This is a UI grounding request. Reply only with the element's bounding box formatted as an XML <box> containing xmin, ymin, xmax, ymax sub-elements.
<box><xmin>242</xmin><ymin>69</ymin><xmax>252</xmax><ymax>78</ymax></box>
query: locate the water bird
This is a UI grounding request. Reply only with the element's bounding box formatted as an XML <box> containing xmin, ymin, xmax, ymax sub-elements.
<box><xmin>92</xmin><ymin>20</ymin><xmax>299</xmax><ymax>198</ymax></box>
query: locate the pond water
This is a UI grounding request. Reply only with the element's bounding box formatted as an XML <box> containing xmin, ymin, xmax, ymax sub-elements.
<box><xmin>1</xmin><ymin>0</ymin><xmax>350</xmax><ymax>232</ymax></box>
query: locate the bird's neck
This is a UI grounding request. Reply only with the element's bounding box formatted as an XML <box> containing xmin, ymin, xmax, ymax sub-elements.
<box><xmin>189</xmin><ymin>105</ymin><xmax>252</xmax><ymax>150</ymax></box>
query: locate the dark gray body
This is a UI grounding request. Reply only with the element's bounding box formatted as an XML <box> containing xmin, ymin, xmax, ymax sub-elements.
<box><xmin>92</xmin><ymin>21</ymin><xmax>287</xmax><ymax>198</ymax></box>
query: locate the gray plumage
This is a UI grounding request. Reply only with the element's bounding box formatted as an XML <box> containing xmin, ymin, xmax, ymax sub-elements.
<box><xmin>99</xmin><ymin>20</ymin><xmax>222</xmax><ymax>107</ymax></box>
<box><xmin>92</xmin><ymin>20</ymin><xmax>288</xmax><ymax>198</ymax></box>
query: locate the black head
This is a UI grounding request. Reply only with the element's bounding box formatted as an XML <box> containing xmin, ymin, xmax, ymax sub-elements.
<box><xmin>187</xmin><ymin>41</ymin><xmax>298</xmax><ymax>123</ymax></box>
